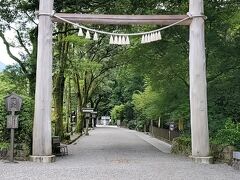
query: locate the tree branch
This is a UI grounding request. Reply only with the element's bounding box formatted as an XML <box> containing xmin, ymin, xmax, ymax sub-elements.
<box><xmin>207</xmin><ymin>66</ymin><xmax>240</xmax><ymax>83</ymax></box>
<box><xmin>0</xmin><ymin>31</ymin><xmax>28</xmax><ymax>74</ymax></box>
<box><xmin>11</xmin><ymin>26</ymin><xmax>31</xmax><ymax>56</ymax></box>
<box><xmin>169</xmin><ymin>65</ymin><xmax>189</xmax><ymax>88</ymax></box>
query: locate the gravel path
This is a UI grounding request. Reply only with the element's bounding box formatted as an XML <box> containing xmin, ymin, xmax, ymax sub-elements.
<box><xmin>0</xmin><ymin>126</ymin><xmax>240</xmax><ymax>180</ymax></box>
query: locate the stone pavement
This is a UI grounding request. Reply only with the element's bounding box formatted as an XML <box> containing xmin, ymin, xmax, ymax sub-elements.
<box><xmin>1</xmin><ymin>126</ymin><xmax>240</xmax><ymax>180</ymax></box>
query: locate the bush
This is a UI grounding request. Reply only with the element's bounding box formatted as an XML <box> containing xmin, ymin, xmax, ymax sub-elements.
<box><xmin>0</xmin><ymin>142</ymin><xmax>9</xmax><ymax>150</ymax></box>
<box><xmin>214</xmin><ymin>119</ymin><xmax>240</xmax><ymax>147</ymax></box>
<box><xmin>171</xmin><ymin>136</ymin><xmax>191</xmax><ymax>156</ymax></box>
<box><xmin>127</xmin><ymin>120</ymin><xmax>136</xmax><ymax>130</ymax></box>
<box><xmin>110</xmin><ymin>104</ymin><xmax>125</xmax><ymax>123</ymax></box>
<box><xmin>136</xmin><ymin>120</ymin><xmax>144</xmax><ymax>132</ymax></box>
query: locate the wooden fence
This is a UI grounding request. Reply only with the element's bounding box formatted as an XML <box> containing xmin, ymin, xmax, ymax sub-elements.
<box><xmin>151</xmin><ymin>126</ymin><xmax>180</xmax><ymax>142</ymax></box>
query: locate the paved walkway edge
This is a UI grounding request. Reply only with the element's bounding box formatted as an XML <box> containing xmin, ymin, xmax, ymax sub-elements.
<box><xmin>132</xmin><ymin>130</ymin><xmax>172</xmax><ymax>154</ymax></box>
<box><xmin>68</xmin><ymin>133</ymin><xmax>82</xmax><ymax>144</ymax></box>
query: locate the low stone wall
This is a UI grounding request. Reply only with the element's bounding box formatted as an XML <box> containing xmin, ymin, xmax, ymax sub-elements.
<box><xmin>232</xmin><ymin>159</ymin><xmax>240</xmax><ymax>170</ymax></box>
<box><xmin>211</xmin><ymin>145</ymin><xmax>236</xmax><ymax>164</ymax></box>
<box><xmin>232</xmin><ymin>151</ymin><xmax>240</xmax><ymax>170</ymax></box>
<box><xmin>0</xmin><ymin>143</ymin><xmax>30</xmax><ymax>161</ymax></box>
<box><xmin>0</xmin><ymin>148</ymin><xmax>8</xmax><ymax>159</ymax></box>
<box><xmin>171</xmin><ymin>137</ymin><xmax>238</xmax><ymax>165</ymax></box>
<box><xmin>15</xmin><ymin>143</ymin><xmax>30</xmax><ymax>161</ymax></box>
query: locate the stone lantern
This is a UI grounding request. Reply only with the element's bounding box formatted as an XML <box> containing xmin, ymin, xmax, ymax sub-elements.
<box><xmin>91</xmin><ymin>111</ymin><xmax>97</xmax><ymax>129</ymax></box>
<box><xmin>82</xmin><ymin>104</ymin><xmax>93</xmax><ymax>135</ymax></box>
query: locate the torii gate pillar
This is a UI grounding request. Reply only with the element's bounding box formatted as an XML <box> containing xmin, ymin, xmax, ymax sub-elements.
<box><xmin>30</xmin><ymin>0</ymin><xmax>55</xmax><ymax>163</ymax></box>
<box><xmin>189</xmin><ymin>0</ymin><xmax>212</xmax><ymax>163</ymax></box>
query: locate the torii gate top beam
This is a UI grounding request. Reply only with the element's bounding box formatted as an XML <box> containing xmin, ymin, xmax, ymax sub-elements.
<box><xmin>52</xmin><ymin>13</ymin><xmax>191</xmax><ymax>26</ymax></box>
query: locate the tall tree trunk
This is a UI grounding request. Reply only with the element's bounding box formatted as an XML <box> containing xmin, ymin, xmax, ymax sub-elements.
<box><xmin>53</xmin><ymin>24</ymin><xmax>69</xmax><ymax>139</ymax></box>
<box><xmin>28</xmin><ymin>27</ymin><xmax>38</xmax><ymax>98</ymax></box>
<box><xmin>76</xmin><ymin>100</ymin><xmax>84</xmax><ymax>134</ymax></box>
<box><xmin>28</xmin><ymin>76</ymin><xmax>36</xmax><ymax>98</ymax></box>
<box><xmin>66</xmin><ymin>77</ymin><xmax>71</xmax><ymax>133</ymax></box>
<box><xmin>75</xmin><ymin>73</ymin><xmax>84</xmax><ymax>133</ymax></box>
<box><xmin>53</xmin><ymin>70</ymin><xmax>65</xmax><ymax>138</ymax></box>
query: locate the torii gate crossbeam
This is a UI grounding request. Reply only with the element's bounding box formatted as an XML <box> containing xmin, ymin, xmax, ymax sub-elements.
<box><xmin>30</xmin><ymin>0</ymin><xmax>212</xmax><ymax>164</ymax></box>
<box><xmin>52</xmin><ymin>13</ymin><xmax>191</xmax><ymax>25</ymax></box>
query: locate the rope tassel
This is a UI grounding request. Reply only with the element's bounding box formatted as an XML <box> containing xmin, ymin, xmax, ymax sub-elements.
<box><xmin>78</xmin><ymin>28</ymin><xmax>83</xmax><ymax>36</ymax></box>
<box><xmin>113</xmin><ymin>36</ymin><xmax>118</xmax><ymax>44</ymax></box>
<box><xmin>85</xmin><ymin>30</ymin><xmax>91</xmax><ymax>39</ymax></box>
<box><xmin>153</xmin><ymin>33</ymin><xmax>157</xmax><ymax>41</ymax></box>
<box><xmin>154</xmin><ymin>33</ymin><xmax>157</xmax><ymax>41</ymax></box>
<box><xmin>144</xmin><ymin>35</ymin><xmax>148</xmax><ymax>43</ymax></box>
<box><xmin>147</xmin><ymin>34</ymin><xmax>151</xmax><ymax>43</ymax></box>
<box><xmin>150</xmin><ymin>33</ymin><xmax>154</xmax><ymax>42</ymax></box>
<box><xmin>126</xmin><ymin>36</ymin><xmax>130</xmax><ymax>45</ymax></box>
<box><xmin>118</xmin><ymin>36</ymin><xmax>122</xmax><ymax>45</ymax></box>
<box><xmin>122</xmin><ymin>36</ymin><xmax>126</xmax><ymax>45</ymax></box>
<box><xmin>140</xmin><ymin>32</ymin><xmax>162</xmax><ymax>44</ymax></box>
<box><xmin>109</xmin><ymin>35</ymin><xmax>114</xmax><ymax>44</ymax></box>
<box><xmin>157</xmin><ymin>31</ymin><xmax>162</xmax><ymax>40</ymax></box>
<box><xmin>141</xmin><ymin>35</ymin><xmax>145</xmax><ymax>44</ymax></box>
<box><xmin>93</xmin><ymin>32</ymin><xmax>98</xmax><ymax>41</ymax></box>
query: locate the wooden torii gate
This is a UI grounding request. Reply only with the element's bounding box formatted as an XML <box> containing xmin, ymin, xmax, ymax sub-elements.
<box><xmin>30</xmin><ymin>0</ymin><xmax>212</xmax><ymax>163</ymax></box>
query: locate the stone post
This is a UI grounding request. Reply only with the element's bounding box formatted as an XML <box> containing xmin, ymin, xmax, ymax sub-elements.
<box><xmin>92</xmin><ymin>118</ymin><xmax>94</xmax><ymax>129</ymax></box>
<box><xmin>85</xmin><ymin>118</ymin><xmax>89</xmax><ymax>136</ymax></box>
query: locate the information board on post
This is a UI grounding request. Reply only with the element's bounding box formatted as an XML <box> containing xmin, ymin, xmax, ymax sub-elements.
<box><xmin>4</xmin><ymin>93</ymin><xmax>23</xmax><ymax>163</ymax></box>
